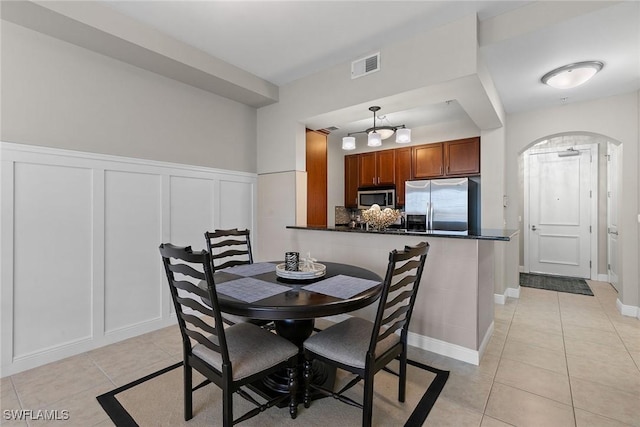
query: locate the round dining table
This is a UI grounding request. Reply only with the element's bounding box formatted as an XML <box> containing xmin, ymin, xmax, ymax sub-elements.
<box><xmin>213</xmin><ymin>261</ymin><xmax>383</xmax><ymax>346</ymax></box>
<box><xmin>212</xmin><ymin>260</ymin><xmax>384</xmax><ymax>400</ymax></box>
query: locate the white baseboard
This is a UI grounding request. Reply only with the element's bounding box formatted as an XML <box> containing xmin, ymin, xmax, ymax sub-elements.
<box><xmin>596</xmin><ymin>274</ymin><xmax>609</xmax><ymax>282</ymax></box>
<box><xmin>1</xmin><ymin>317</ymin><xmax>177</xmax><ymax>377</ymax></box>
<box><xmin>616</xmin><ymin>299</ymin><xmax>640</xmax><ymax>319</ymax></box>
<box><xmin>519</xmin><ymin>265</ymin><xmax>525</xmax><ymax>273</ymax></box>
<box><xmin>323</xmin><ymin>313</ymin><xmax>485</xmax><ymax>366</ymax></box>
<box><xmin>506</xmin><ymin>286</ymin><xmax>521</xmax><ymax>299</ymax></box>
<box><xmin>495</xmin><ymin>286</ymin><xmax>520</xmax><ymax>304</ymax></box>
<box><xmin>407</xmin><ymin>331</ymin><xmax>483</xmax><ymax>366</ymax></box>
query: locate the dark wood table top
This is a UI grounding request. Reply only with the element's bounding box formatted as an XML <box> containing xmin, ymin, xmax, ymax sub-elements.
<box><xmin>213</xmin><ymin>261</ymin><xmax>383</xmax><ymax>321</ymax></box>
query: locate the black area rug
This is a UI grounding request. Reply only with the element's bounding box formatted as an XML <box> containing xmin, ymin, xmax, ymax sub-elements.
<box><xmin>97</xmin><ymin>359</ymin><xmax>448</xmax><ymax>427</ymax></box>
<box><xmin>520</xmin><ymin>273</ymin><xmax>594</xmax><ymax>296</ymax></box>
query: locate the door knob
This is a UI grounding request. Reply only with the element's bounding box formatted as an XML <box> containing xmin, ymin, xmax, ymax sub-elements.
<box><xmin>531</xmin><ymin>225</ymin><xmax>537</xmax><ymax>231</ymax></box>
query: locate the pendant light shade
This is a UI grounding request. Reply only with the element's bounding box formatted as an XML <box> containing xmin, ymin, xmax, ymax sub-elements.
<box><xmin>395</xmin><ymin>128</ymin><xmax>411</xmax><ymax>143</ymax></box>
<box><xmin>342</xmin><ymin>136</ymin><xmax>356</xmax><ymax>150</ymax></box>
<box><xmin>368</xmin><ymin>132</ymin><xmax>382</xmax><ymax>147</ymax></box>
<box><xmin>342</xmin><ymin>106</ymin><xmax>411</xmax><ymax>150</ymax></box>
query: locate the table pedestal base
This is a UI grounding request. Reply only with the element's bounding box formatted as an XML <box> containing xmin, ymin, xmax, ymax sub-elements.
<box><xmin>250</xmin><ymin>319</ymin><xmax>336</xmax><ymax>407</ymax></box>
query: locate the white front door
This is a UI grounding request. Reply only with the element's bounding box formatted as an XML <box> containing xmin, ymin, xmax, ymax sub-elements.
<box><xmin>607</xmin><ymin>142</ymin><xmax>621</xmax><ymax>291</ymax></box>
<box><xmin>527</xmin><ymin>145</ymin><xmax>594</xmax><ymax>278</ymax></box>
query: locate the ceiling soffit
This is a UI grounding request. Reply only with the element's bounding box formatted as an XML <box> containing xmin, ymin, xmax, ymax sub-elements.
<box><xmin>0</xmin><ymin>0</ymin><xmax>279</xmax><ymax>108</ymax></box>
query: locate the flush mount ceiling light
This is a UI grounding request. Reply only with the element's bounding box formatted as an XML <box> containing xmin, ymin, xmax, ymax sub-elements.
<box><xmin>342</xmin><ymin>106</ymin><xmax>411</xmax><ymax>150</ymax></box>
<box><xmin>541</xmin><ymin>61</ymin><xmax>604</xmax><ymax>89</ymax></box>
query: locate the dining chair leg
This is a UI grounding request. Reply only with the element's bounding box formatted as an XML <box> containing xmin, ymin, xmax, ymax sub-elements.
<box><xmin>222</xmin><ymin>384</ymin><xmax>233</xmax><ymax>427</ymax></box>
<box><xmin>303</xmin><ymin>359</ymin><xmax>312</xmax><ymax>408</ymax></box>
<box><xmin>362</xmin><ymin>372</ymin><xmax>374</xmax><ymax>427</ymax></box>
<box><xmin>288</xmin><ymin>364</ymin><xmax>298</xmax><ymax>419</ymax></box>
<box><xmin>184</xmin><ymin>363</ymin><xmax>193</xmax><ymax>420</ymax></box>
<box><xmin>399</xmin><ymin>346</ymin><xmax>407</xmax><ymax>402</ymax></box>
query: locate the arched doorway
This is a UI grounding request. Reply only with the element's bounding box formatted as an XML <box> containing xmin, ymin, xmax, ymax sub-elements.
<box><xmin>520</xmin><ymin>133</ymin><xmax>622</xmax><ymax>285</ymax></box>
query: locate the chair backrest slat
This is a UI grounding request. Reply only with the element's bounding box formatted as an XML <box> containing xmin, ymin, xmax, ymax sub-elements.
<box><xmin>168</xmin><ymin>263</ymin><xmax>206</xmax><ymax>280</ymax></box>
<box><xmin>181</xmin><ymin>313</ymin><xmax>219</xmax><ymax>337</ymax></box>
<box><xmin>204</xmin><ymin>229</ymin><xmax>254</xmax><ymax>272</ymax></box>
<box><xmin>159</xmin><ymin>243</ymin><xmax>230</xmax><ymax>366</ymax></box>
<box><xmin>377</xmin><ymin>319</ymin><xmax>407</xmax><ymax>342</ymax></box>
<box><xmin>369</xmin><ymin>241</ymin><xmax>429</xmax><ymax>356</ymax></box>
<box><xmin>172</xmin><ymin>280</ymin><xmax>210</xmax><ymax>300</ymax></box>
<box><xmin>388</xmin><ymin>275</ymin><xmax>417</xmax><ymax>293</ymax></box>
<box><xmin>184</xmin><ymin>328</ymin><xmax>221</xmax><ymax>353</ymax></box>
<box><xmin>176</xmin><ymin>295</ymin><xmax>215</xmax><ymax>317</ymax></box>
<box><xmin>381</xmin><ymin>305</ymin><xmax>411</xmax><ymax>327</ymax></box>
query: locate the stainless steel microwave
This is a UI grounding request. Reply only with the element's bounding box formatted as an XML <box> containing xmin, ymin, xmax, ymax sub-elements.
<box><xmin>357</xmin><ymin>188</ymin><xmax>396</xmax><ymax>209</ymax></box>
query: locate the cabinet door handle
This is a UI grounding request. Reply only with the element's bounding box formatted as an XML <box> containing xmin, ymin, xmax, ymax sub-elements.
<box><xmin>377</xmin><ymin>177</ymin><xmax>380</xmax><ymax>184</ymax></box>
<box><xmin>372</xmin><ymin>177</ymin><xmax>375</xmax><ymax>184</ymax></box>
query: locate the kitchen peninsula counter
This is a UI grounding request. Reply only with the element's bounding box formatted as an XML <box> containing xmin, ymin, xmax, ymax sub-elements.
<box><xmin>284</xmin><ymin>225</ymin><xmax>520</xmax><ymax>365</ymax></box>
<box><xmin>287</xmin><ymin>225</ymin><xmax>517</xmax><ymax>241</ymax></box>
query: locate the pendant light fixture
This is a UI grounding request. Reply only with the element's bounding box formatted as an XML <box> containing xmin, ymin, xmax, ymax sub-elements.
<box><xmin>342</xmin><ymin>106</ymin><xmax>411</xmax><ymax>150</ymax></box>
<box><xmin>541</xmin><ymin>61</ymin><xmax>603</xmax><ymax>89</ymax></box>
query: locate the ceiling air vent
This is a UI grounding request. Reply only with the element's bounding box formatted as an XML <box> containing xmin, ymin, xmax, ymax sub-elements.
<box><xmin>351</xmin><ymin>52</ymin><xmax>380</xmax><ymax>79</ymax></box>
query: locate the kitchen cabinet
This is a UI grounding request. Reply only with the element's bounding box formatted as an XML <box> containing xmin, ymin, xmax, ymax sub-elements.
<box><xmin>445</xmin><ymin>137</ymin><xmax>480</xmax><ymax>176</ymax></box>
<box><xmin>344</xmin><ymin>154</ymin><xmax>359</xmax><ymax>208</ymax></box>
<box><xmin>395</xmin><ymin>147</ymin><xmax>412</xmax><ymax>206</ymax></box>
<box><xmin>412</xmin><ymin>143</ymin><xmax>444</xmax><ymax>179</ymax></box>
<box><xmin>412</xmin><ymin>137</ymin><xmax>480</xmax><ymax>179</ymax></box>
<box><xmin>358</xmin><ymin>150</ymin><xmax>395</xmax><ymax>187</ymax></box>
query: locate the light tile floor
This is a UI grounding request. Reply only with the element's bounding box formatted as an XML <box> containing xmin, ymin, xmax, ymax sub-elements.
<box><xmin>1</xmin><ymin>280</ymin><xmax>638</xmax><ymax>426</ymax></box>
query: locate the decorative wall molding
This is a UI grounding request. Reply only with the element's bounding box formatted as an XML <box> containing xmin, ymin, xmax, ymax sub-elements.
<box><xmin>1</xmin><ymin>142</ymin><xmax>257</xmax><ymax>376</ymax></box>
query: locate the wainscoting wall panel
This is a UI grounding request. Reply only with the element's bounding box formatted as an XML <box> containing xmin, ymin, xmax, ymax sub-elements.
<box><xmin>104</xmin><ymin>170</ymin><xmax>163</xmax><ymax>334</ymax></box>
<box><xmin>12</xmin><ymin>162</ymin><xmax>94</xmax><ymax>359</ymax></box>
<box><xmin>0</xmin><ymin>142</ymin><xmax>257</xmax><ymax>376</ymax></box>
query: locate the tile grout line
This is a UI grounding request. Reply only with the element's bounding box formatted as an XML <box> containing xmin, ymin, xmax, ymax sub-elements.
<box><xmin>556</xmin><ymin>290</ymin><xmax>579</xmax><ymax>427</ymax></box>
<box><xmin>480</xmin><ymin>296</ymin><xmax>517</xmax><ymax>426</ymax></box>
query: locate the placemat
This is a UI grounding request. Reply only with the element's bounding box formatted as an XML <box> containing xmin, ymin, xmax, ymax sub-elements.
<box><xmin>216</xmin><ymin>277</ymin><xmax>289</xmax><ymax>302</ymax></box>
<box><xmin>302</xmin><ymin>274</ymin><xmax>381</xmax><ymax>299</ymax></box>
<box><xmin>220</xmin><ymin>262</ymin><xmax>276</xmax><ymax>277</ymax></box>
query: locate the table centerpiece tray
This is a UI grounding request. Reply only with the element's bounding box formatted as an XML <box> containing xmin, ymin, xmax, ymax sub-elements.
<box><xmin>275</xmin><ymin>262</ymin><xmax>326</xmax><ymax>280</ymax></box>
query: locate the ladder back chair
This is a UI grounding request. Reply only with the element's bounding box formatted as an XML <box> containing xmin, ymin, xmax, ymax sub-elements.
<box><xmin>204</xmin><ymin>228</ymin><xmax>253</xmax><ymax>271</ymax></box>
<box><xmin>302</xmin><ymin>241</ymin><xmax>430</xmax><ymax>427</ymax></box>
<box><xmin>204</xmin><ymin>228</ymin><xmax>270</xmax><ymax>328</ymax></box>
<box><xmin>159</xmin><ymin>243</ymin><xmax>299</xmax><ymax>426</ymax></box>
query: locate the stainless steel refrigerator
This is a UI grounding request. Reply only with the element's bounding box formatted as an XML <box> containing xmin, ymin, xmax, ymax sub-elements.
<box><xmin>405</xmin><ymin>177</ymin><xmax>480</xmax><ymax>232</ymax></box>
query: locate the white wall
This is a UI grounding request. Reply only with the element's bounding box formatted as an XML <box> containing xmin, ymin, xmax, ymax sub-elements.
<box><xmin>1</xmin><ymin>21</ymin><xmax>258</xmax><ymax>173</ymax></box>
<box><xmin>505</xmin><ymin>92</ymin><xmax>640</xmax><ymax>309</ymax></box>
<box><xmin>0</xmin><ymin>20</ymin><xmax>261</xmax><ymax>376</ymax></box>
<box><xmin>0</xmin><ymin>143</ymin><xmax>257</xmax><ymax>376</ymax></box>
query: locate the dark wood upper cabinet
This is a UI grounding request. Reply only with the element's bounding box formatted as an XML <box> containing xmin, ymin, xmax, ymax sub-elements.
<box><xmin>343</xmin><ymin>137</ymin><xmax>479</xmax><ymax>209</ymax></box>
<box><xmin>395</xmin><ymin>147</ymin><xmax>412</xmax><ymax>206</ymax></box>
<box><xmin>358</xmin><ymin>150</ymin><xmax>395</xmax><ymax>187</ymax></box>
<box><xmin>444</xmin><ymin>137</ymin><xmax>480</xmax><ymax>176</ymax></box>
<box><xmin>376</xmin><ymin>150</ymin><xmax>396</xmax><ymax>186</ymax></box>
<box><xmin>344</xmin><ymin>154</ymin><xmax>359</xmax><ymax>208</ymax></box>
<box><xmin>412</xmin><ymin>143</ymin><xmax>443</xmax><ymax>179</ymax></box>
<box><xmin>411</xmin><ymin>137</ymin><xmax>480</xmax><ymax>179</ymax></box>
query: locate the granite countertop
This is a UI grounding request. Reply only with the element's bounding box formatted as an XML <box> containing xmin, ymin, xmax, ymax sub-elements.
<box><xmin>287</xmin><ymin>225</ymin><xmax>519</xmax><ymax>241</ymax></box>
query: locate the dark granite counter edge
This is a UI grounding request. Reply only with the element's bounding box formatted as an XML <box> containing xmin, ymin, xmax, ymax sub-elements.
<box><xmin>287</xmin><ymin>226</ymin><xmax>519</xmax><ymax>241</ymax></box>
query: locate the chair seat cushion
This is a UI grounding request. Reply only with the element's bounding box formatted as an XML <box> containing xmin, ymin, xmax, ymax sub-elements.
<box><xmin>303</xmin><ymin>317</ymin><xmax>400</xmax><ymax>369</ymax></box>
<box><xmin>192</xmin><ymin>322</ymin><xmax>298</xmax><ymax>381</ymax></box>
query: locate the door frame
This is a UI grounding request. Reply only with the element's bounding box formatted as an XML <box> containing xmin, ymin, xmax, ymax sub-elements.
<box><xmin>607</xmin><ymin>141</ymin><xmax>621</xmax><ymax>290</ymax></box>
<box><xmin>523</xmin><ymin>143</ymin><xmax>598</xmax><ymax>279</ymax></box>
